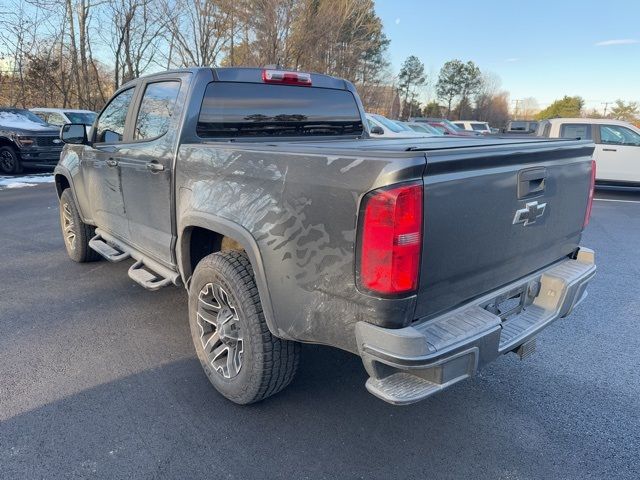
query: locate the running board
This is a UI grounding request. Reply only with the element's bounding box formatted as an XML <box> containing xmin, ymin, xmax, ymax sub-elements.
<box><xmin>91</xmin><ymin>228</ymin><xmax>181</xmax><ymax>291</ymax></box>
<box><xmin>128</xmin><ymin>260</ymin><xmax>173</xmax><ymax>291</ymax></box>
<box><xmin>89</xmin><ymin>236</ymin><xmax>130</xmax><ymax>262</ymax></box>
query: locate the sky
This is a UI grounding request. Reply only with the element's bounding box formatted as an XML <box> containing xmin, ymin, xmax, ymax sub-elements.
<box><xmin>374</xmin><ymin>0</ymin><xmax>640</xmax><ymax>112</ymax></box>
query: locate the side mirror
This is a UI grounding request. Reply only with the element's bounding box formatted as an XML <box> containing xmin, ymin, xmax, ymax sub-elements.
<box><xmin>60</xmin><ymin>123</ymin><xmax>87</xmax><ymax>145</ymax></box>
<box><xmin>370</xmin><ymin>125</ymin><xmax>384</xmax><ymax>135</ymax></box>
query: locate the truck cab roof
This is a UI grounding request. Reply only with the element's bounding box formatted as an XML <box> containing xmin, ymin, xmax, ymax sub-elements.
<box><xmin>121</xmin><ymin>67</ymin><xmax>355</xmax><ymax>92</ymax></box>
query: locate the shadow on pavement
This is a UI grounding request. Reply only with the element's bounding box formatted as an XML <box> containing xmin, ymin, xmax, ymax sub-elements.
<box><xmin>1</xmin><ymin>339</ymin><xmax>636</xmax><ymax>480</ymax></box>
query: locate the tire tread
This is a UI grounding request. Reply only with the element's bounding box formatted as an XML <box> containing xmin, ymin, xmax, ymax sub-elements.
<box><xmin>191</xmin><ymin>251</ymin><xmax>299</xmax><ymax>404</ymax></box>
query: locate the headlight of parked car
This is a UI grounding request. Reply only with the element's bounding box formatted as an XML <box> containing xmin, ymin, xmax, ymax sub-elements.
<box><xmin>13</xmin><ymin>135</ymin><xmax>35</xmax><ymax>147</ymax></box>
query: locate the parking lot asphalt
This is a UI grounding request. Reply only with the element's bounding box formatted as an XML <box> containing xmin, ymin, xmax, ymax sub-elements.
<box><xmin>1</xmin><ymin>181</ymin><xmax>639</xmax><ymax>480</ymax></box>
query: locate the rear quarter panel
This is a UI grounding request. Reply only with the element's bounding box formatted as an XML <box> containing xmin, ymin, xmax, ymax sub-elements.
<box><xmin>175</xmin><ymin>144</ymin><xmax>425</xmax><ymax>352</ymax></box>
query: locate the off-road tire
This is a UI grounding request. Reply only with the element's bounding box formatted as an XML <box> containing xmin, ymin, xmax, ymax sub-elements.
<box><xmin>189</xmin><ymin>251</ymin><xmax>300</xmax><ymax>404</ymax></box>
<box><xmin>59</xmin><ymin>189</ymin><xmax>100</xmax><ymax>262</ymax></box>
<box><xmin>0</xmin><ymin>145</ymin><xmax>22</xmax><ymax>174</ymax></box>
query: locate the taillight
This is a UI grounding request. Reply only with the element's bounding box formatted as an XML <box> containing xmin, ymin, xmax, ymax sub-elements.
<box><xmin>358</xmin><ymin>182</ymin><xmax>423</xmax><ymax>296</ymax></box>
<box><xmin>262</xmin><ymin>69</ymin><xmax>312</xmax><ymax>86</ymax></box>
<box><xmin>583</xmin><ymin>160</ymin><xmax>596</xmax><ymax>228</ymax></box>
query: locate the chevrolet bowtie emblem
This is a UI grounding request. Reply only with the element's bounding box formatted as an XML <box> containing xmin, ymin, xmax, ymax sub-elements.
<box><xmin>513</xmin><ymin>201</ymin><xmax>547</xmax><ymax>226</ymax></box>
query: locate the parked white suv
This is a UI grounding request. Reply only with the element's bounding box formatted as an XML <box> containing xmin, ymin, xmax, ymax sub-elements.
<box><xmin>366</xmin><ymin>114</ymin><xmax>426</xmax><ymax>138</ymax></box>
<box><xmin>30</xmin><ymin>108</ymin><xmax>97</xmax><ymax>135</ymax></box>
<box><xmin>537</xmin><ymin>118</ymin><xmax>640</xmax><ymax>185</ymax></box>
<box><xmin>453</xmin><ymin>120</ymin><xmax>492</xmax><ymax>135</ymax></box>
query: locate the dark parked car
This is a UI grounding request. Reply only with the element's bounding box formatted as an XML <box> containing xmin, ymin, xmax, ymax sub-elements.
<box><xmin>55</xmin><ymin>67</ymin><xmax>596</xmax><ymax>405</ymax></box>
<box><xmin>0</xmin><ymin>108</ymin><xmax>64</xmax><ymax>173</ymax></box>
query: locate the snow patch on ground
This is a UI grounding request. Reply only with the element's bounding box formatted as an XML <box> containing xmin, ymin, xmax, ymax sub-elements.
<box><xmin>0</xmin><ymin>174</ymin><xmax>54</xmax><ymax>190</ymax></box>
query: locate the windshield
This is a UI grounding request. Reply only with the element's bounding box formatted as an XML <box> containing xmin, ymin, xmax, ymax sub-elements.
<box><xmin>65</xmin><ymin>111</ymin><xmax>97</xmax><ymax>125</ymax></box>
<box><xmin>409</xmin><ymin>123</ymin><xmax>442</xmax><ymax>135</ymax></box>
<box><xmin>408</xmin><ymin>123</ymin><xmax>428</xmax><ymax>133</ymax></box>
<box><xmin>371</xmin><ymin>114</ymin><xmax>404</xmax><ymax>133</ymax></box>
<box><xmin>443</xmin><ymin>119</ymin><xmax>464</xmax><ymax>131</ymax></box>
<box><xmin>0</xmin><ymin>108</ymin><xmax>49</xmax><ymax>126</ymax></box>
<box><xmin>391</xmin><ymin>120</ymin><xmax>414</xmax><ymax>132</ymax></box>
<box><xmin>0</xmin><ymin>108</ymin><xmax>50</xmax><ymax>129</ymax></box>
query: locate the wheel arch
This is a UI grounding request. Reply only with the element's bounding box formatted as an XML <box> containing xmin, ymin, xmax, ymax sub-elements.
<box><xmin>179</xmin><ymin>213</ymin><xmax>283</xmax><ymax>339</ymax></box>
<box><xmin>54</xmin><ymin>172</ymin><xmax>71</xmax><ymax>198</ymax></box>
<box><xmin>0</xmin><ymin>136</ymin><xmax>18</xmax><ymax>150</ymax></box>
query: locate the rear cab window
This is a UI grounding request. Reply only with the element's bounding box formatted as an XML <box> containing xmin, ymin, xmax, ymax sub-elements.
<box><xmin>197</xmin><ymin>83</ymin><xmax>363</xmax><ymax>138</ymax></box>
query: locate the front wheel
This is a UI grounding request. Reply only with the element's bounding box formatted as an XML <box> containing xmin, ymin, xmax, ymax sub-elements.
<box><xmin>0</xmin><ymin>145</ymin><xmax>22</xmax><ymax>174</ymax></box>
<box><xmin>59</xmin><ymin>189</ymin><xmax>101</xmax><ymax>262</ymax></box>
<box><xmin>189</xmin><ymin>251</ymin><xmax>300</xmax><ymax>404</ymax></box>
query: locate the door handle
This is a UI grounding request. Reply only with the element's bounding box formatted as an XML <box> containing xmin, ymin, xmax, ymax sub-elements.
<box><xmin>146</xmin><ymin>161</ymin><xmax>164</xmax><ymax>172</ymax></box>
<box><xmin>518</xmin><ymin>167</ymin><xmax>547</xmax><ymax>198</ymax></box>
<box><xmin>603</xmin><ymin>148</ymin><xmax>617</xmax><ymax>152</ymax></box>
<box><xmin>106</xmin><ymin>158</ymin><xmax>118</xmax><ymax>167</ymax></box>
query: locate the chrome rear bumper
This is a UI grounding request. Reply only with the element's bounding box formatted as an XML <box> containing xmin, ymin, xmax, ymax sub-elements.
<box><xmin>355</xmin><ymin>248</ymin><xmax>596</xmax><ymax>405</ymax></box>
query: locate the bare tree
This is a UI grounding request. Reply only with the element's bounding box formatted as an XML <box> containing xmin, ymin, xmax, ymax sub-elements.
<box><xmin>164</xmin><ymin>0</ymin><xmax>234</xmax><ymax>67</ymax></box>
<box><xmin>107</xmin><ymin>0</ymin><xmax>168</xmax><ymax>88</ymax></box>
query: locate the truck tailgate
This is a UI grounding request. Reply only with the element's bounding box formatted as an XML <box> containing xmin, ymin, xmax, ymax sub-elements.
<box><xmin>415</xmin><ymin>140</ymin><xmax>594</xmax><ymax>320</ymax></box>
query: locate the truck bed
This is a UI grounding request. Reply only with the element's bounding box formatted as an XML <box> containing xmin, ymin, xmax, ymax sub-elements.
<box><xmin>179</xmin><ymin>135</ymin><xmax>594</xmax><ymax>336</ymax></box>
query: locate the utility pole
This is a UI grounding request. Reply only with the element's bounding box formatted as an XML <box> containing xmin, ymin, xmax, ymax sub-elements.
<box><xmin>601</xmin><ymin>102</ymin><xmax>611</xmax><ymax>117</ymax></box>
<box><xmin>512</xmin><ymin>99</ymin><xmax>522</xmax><ymax>118</ymax></box>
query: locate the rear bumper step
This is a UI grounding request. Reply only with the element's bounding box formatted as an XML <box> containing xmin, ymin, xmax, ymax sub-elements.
<box><xmin>355</xmin><ymin>248</ymin><xmax>596</xmax><ymax>405</ymax></box>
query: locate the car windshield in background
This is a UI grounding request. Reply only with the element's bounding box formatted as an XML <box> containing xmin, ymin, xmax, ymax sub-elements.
<box><xmin>471</xmin><ymin>123</ymin><xmax>488</xmax><ymax>131</ymax></box>
<box><xmin>443</xmin><ymin>119</ymin><xmax>464</xmax><ymax>131</ymax></box>
<box><xmin>409</xmin><ymin>124</ymin><xmax>429</xmax><ymax>133</ymax></box>
<box><xmin>65</xmin><ymin>111</ymin><xmax>97</xmax><ymax>125</ymax></box>
<box><xmin>197</xmin><ymin>83</ymin><xmax>363</xmax><ymax>138</ymax></box>
<box><xmin>371</xmin><ymin>115</ymin><xmax>404</xmax><ymax>133</ymax></box>
<box><xmin>391</xmin><ymin>120</ymin><xmax>413</xmax><ymax>132</ymax></box>
<box><xmin>0</xmin><ymin>108</ymin><xmax>49</xmax><ymax>127</ymax></box>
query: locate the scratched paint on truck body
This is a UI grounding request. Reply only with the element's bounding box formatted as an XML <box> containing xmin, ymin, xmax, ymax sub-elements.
<box><xmin>176</xmin><ymin>144</ymin><xmax>425</xmax><ymax>351</ymax></box>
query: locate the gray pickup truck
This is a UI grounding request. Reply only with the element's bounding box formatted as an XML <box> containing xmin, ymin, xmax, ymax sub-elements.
<box><xmin>54</xmin><ymin>67</ymin><xmax>596</xmax><ymax>405</ymax></box>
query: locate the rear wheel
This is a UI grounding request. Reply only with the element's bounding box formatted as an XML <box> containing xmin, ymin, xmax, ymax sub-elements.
<box><xmin>59</xmin><ymin>189</ymin><xmax>100</xmax><ymax>262</ymax></box>
<box><xmin>0</xmin><ymin>145</ymin><xmax>22</xmax><ymax>174</ymax></box>
<box><xmin>189</xmin><ymin>251</ymin><xmax>300</xmax><ymax>404</ymax></box>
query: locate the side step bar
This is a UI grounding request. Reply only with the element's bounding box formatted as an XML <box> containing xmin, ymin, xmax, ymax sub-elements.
<box><xmin>128</xmin><ymin>260</ymin><xmax>173</xmax><ymax>291</ymax></box>
<box><xmin>89</xmin><ymin>229</ymin><xmax>181</xmax><ymax>291</ymax></box>
<box><xmin>88</xmin><ymin>237</ymin><xmax>130</xmax><ymax>262</ymax></box>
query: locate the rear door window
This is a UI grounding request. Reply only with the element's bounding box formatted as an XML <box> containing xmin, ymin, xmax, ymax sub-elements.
<box><xmin>197</xmin><ymin>83</ymin><xmax>363</xmax><ymax>138</ymax></box>
<box><xmin>560</xmin><ymin>123</ymin><xmax>592</xmax><ymax>140</ymax></box>
<box><xmin>134</xmin><ymin>81</ymin><xmax>181</xmax><ymax>140</ymax></box>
